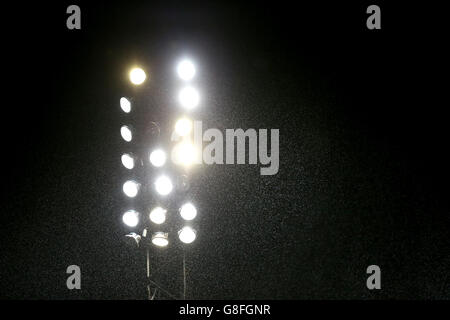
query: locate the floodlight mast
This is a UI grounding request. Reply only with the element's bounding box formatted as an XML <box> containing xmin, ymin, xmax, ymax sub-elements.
<box><xmin>118</xmin><ymin>59</ymin><xmax>201</xmax><ymax>300</ymax></box>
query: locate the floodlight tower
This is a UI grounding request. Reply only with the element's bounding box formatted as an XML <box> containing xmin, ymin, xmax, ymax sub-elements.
<box><xmin>117</xmin><ymin>58</ymin><xmax>201</xmax><ymax>300</ymax></box>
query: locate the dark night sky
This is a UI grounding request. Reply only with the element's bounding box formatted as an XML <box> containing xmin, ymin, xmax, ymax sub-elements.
<box><xmin>1</xmin><ymin>1</ymin><xmax>449</xmax><ymax>299</ymax></box>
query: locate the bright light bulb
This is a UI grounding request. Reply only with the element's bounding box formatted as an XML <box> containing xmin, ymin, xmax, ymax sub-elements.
<box><xmin>178</xmin><ymin>226</ymin><xmax>196</xmax><ymax>244</ymax></box>
<box><xmin>172</xmin><ymin>141</ymin><xmax>197</xmax><ymax>167</ymax></box>
<box><xmin>152</xmin><ymin>232</ymin><xmax>169</xmax><ymax>247</ymax></box>
<box><xmin>179</xmin><ymin>203</ymin><xmax>197</xmax><ymax>221</ymax></box>
<box><xmin>129</xmin><ymin>67</ymin><xmax>146</xmax><ymax>85</ymax></box>
<box><xmin>149</xmin><ymin>207</ymin><xmax>167</xmax><ymax>224</ymax></box>
<box><xmin>154</xmin><ymin>175</ymin><xmax>173</xmax><ymax>196</ymax></box>
<box><xmin>149</xmin><ymin>149</ymin><xmax>166</xmax><ymax>167</ymax></box>
<box><xmin>123</xmin><ymin>180</ymin><xmax>140</xmax><ymax>198</ymax></box>
<box><xmin>120</xmin><ymin>125</ymin><xmax>132</xmax><ymax>142</ymax></box>
<box><xmin>175</xmin><ymin>118</ymin><xmax>192</xmax><ymax>137</ymax></box>
<box><xmin>121</xmin><ymin>153</ymin><xmax>134</xmax><ymax>170</ymax></box>
<box><xmin>122</xmin><ymin>210</ymin><xmax>139</xmax><ymax>227</ymax></box>
<box><xmin>177</xmin><ymin>59</ymin><xmax>196</xmax><ymax>81</ymax></box>
<box><xmin>178</xmin><ymin>87</ymin><xmax>199</xmax><ymax>109</ymax></box>
<box><xmin>120</xmin><ymin>97</ymin><xmax>131</xmax><ymax>113</ymax></box>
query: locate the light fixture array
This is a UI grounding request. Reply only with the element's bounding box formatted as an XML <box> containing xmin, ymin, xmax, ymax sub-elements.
<box><xmin>118</xmin><ymin>60</ymin><xmax>200</xmax><ymax>247</ymax></box>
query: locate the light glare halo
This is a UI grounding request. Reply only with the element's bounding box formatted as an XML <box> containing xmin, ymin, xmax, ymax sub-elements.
<box><xmin>154</xmin><ymin>175</ymin><xmax>173</xmax><ymax>196</ymax></box>
<box><xmin>152</xmin><ymin>232</ymin><xmax>169</xmax><ymax>247</ymax></box>
<box><xmin>178</xmin><ymin>86</ymin><xmax>200</xmax><ymax>109</ymax></box>
<box><xmin>175</xmin><ymin>118</ymin><xmax>192</xmax><ymax>137</ymax></box>
<box><xmin>177</xmin><ymin>59</ymin><xmax>196</xmax><ymax>81</ymax></box>
<box><xmin>172</xmin><ymin>141</ymin><xmax>196</xmax><ymax>167</ymax></box>
<box><xmin>121</xmin><ymin>153</ymin><xmax>135</xmax><ymax>170</ymax></box>
<box><xmin>149</xmin><ymin>149</ymin><xmax>167</xmax><ymax>167</ymax></box>
<box><xmin>179</xmin><ymin>203</ymin><xmax>197</xmax><ymax>221</ymax></box>
<box><xmin>129</xmin><ymin>67</ymin><xmax>146</xmax><ymax>85</ymax></box>
<box><xmin>120</xmin><ymin>97</ymin><xmax>131</xmax><ymax>113</ymax></box>
<box><xmin>122</xmin><ymin>210</ymin><xmax>139</xmax><ymax>227</ymax></box>
<box><xmin>123</xmin><ymin>180</ymin><xmax>140</xmax><ymax>198</ymax></box>
<box><xmin>178</xmin><ymin>226</ymin><xmax>196</xmax><ymax>244</ymax></box>
<box><xmin>149</xmin><ymin>207</ymin><xmax>167</xmax><ymax>224</ymax></box>
<box><xmin>120</xmin><ymin>125</ymin><xmax>132</xmax><ymax>142</ymax></box>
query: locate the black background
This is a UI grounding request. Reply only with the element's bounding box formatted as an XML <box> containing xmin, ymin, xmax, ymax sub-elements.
<box><xmin>1</xmin><ymin>1</ymin><xmax>449</xmax><ymax>300</ymax></box>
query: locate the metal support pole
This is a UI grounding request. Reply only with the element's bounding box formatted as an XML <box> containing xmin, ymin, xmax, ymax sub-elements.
<box><xmin>183</xmin><ymin>250</ymin><xmax>186</xmax><ymax>300</ymax></box>
<box><xmin>146</xmin><ymin>247</ymin><xmax>151</xmax><ymax>300</ymax></box>
<box><xmin>147</xmin><ymin>247</ymin><xmax>150</xmax><ymax>278</ymax></box>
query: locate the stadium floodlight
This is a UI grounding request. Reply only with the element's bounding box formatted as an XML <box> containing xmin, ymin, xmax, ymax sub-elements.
<box><xmin>174</xmin><ymin>118</ymin><xmax>192</xmax><ymax>137</ymax></box>
<box><xmin>179</xmin><ymin>202</ymin><xmax>197</xmax><ymax>221</ymax></box>
<box><xmin>178</xmin><ymin>226</ymin><xmax>196</xmax><ymax>244</ymax></box>
<box><xmin>120</xmin><ymin>97</ymin><xmax>131</xmax><ymax>113</ymax></box>
<box><xmin>172</xmin><ymin>141</ymin><xmax>197</xmax><ymax>167</ymax></box>
<box><xmin>123</xmin><ymin>180</ymin><xmax>140</xmax><ymax>198</ymax></box>
<box><xmin>154</xmin><ymin>175</ymin><xmax>173</xmax><ymax>196</ymax></box>
<box><xmin>122</xmin><ymin>210</ymin><xmax>139</xmax><ymax>227</ymax></box>
<box><xmin>178</xmin><ymin>86</ymin><xmax>199</xmax><ymax>109</ymax></box>
<box><xmin>149</xmin><ymin>149</ymin><xmax>166</xmax><ymax>167</ymax></box>
<box><xmin>177</xmin><ymin>59</ymin><xmax>196</xmax><ymax>81</ymax></box>
<box><xmin>129</xmin><ymin>67</ymin><xmax>146</xmax><ymax>85</ymax></box>
<box><xmin>149</xmin><ymin>207</ymin><xmax>167</xmax><ymax>225</ymax></box>
<box><xmin>121</xmin><ymin>153</ymin><xmax>135</xmax><ymax>170</ymax></box>
<box><xmin>152</xmin><ymin>232</ymin><xmax>169</xmax><ymax>247</ymax></box>
<box><xmin>120</xmin><ymin>125</ymin><xmax>133</xmax><ymax>142</ymax></box>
